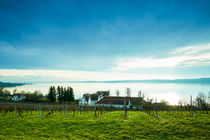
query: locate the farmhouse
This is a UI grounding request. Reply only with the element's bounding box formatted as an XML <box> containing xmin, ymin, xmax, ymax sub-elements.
<box><xmin>12</xmin><ymin>94</ymin><xmax>26</xmax><ymax>101</ymax></box>
<box><xmin>79</xmin><ymin>91</ymin><xmax>110</xmax><ymax>106</ymax></box>
<box><xmin>96</xmin><ymin>96</ymin><xmax>143</xmax><ymax>109</ymax></box>
<box><xmin>79</xmin><ymin>91</ymin><xmax>144</xmax><ymax>109</ymax></box>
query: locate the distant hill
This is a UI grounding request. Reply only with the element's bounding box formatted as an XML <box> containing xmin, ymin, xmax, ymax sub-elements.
<box><xmin>63</xmin><ymin>78</ymin><xmax>210</xmax><ymax>84</ymax></box>
<box><xmin>0</xmin><ymin>82</ymin><xmax>25</xmax><ymax>88</ymax></box>
<box><xmin>102</xmin><ymin>78</ymin><xmax>210</xmax><ymax>84</ymax></box>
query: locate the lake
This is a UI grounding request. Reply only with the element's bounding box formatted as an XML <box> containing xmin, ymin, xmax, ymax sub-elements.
<box><xmin>5</xmin><ymin>82</ymin><xmax>210</xmax><ymax>105</ymax></box>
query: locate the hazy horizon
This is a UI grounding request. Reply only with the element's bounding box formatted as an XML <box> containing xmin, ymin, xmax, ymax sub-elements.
<box><xmin>5</xmin><ymin>82</ymin><xmax>210</xmax><ymax>105</ymax></box>
<box><xmin>2</xmin><ymin>77</ymin><xmax>210</xmax><ymax>84</ymax></box>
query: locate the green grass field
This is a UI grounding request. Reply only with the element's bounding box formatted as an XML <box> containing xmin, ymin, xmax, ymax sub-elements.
<box><xmin>0</xmin><ymin>111</ymin><xmax>209</xmax><ymax>139</ymax></box>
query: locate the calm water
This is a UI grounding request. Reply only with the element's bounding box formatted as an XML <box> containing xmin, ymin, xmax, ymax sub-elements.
<box><xmin>6</xmin><ymin>82</ymin><xmax>210</xmax><ymax>105</ymax></box>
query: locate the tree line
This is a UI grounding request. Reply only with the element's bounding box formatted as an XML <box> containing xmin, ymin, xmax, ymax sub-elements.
<box><xmin>47</xmin><ymin>86</ymin><xmax>75</xmax><ymax>103</ymax></box>
<box><xmin>0</xmin><ymin>86</ymin><xmax>75</xmax><ymax>103</ymax></box>
<box><xmin>0</xmin><ymin>88</ymin><xmax>47</xmax><ymax>102</ymax></box>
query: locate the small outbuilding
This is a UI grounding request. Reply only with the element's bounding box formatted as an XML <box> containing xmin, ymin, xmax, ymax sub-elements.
<box><xmin>12</xmin><ymin>94</ymin><xmax>26</xmax><ymax>101</ymax></box>
<box><xmin>79</xmin><ymin>91</ymin><xmax>110</xmax><ymax>106</ymax></box>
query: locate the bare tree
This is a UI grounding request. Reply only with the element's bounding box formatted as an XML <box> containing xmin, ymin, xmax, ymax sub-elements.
<box><xmin>160</xmin><ymin>99</ymin><xmax>169</xmax><ymax>106</ymax></box>
<box><xmin>125</xmin><ymin>88</ymin><xmax>131</xmax><ymax>97</ymax></box>
<box><xmin>13</xmin><ymin>89</ymin><xmax>17</xmax><ymax>94</ymax></box>
<box><xmin>195</xmin><ymin>92</ymin><xmax>209</xmax><ymax>113</ymax></box>
<box><xmin>138</xmin><ymin>90</ymin><xmax>142</xmax><ymax>97</ymax></box>
<box><xmin>178</xmin><ymin>99</ymin><xmax>183</xmax><ymax>106</ymax></box>
<box><xmin>142</xmin><ymin>93</ymin><xmax>145</xmax><ymax>100</ymax></box>
<box><xmin>116</xmin><ymin>89</ymin><xmax>120</xmax><ymax>97</ymax></box>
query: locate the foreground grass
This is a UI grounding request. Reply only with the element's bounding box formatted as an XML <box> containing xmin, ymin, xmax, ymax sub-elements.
<box><xmin>0</xmin><ymin>111</ymin><xmax>209</xmax><ymax>139</ymax></box>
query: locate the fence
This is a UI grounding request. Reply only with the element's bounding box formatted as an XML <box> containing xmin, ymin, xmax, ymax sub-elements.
<box><xmin>0</xmin><ymin>102</ymin><xmax>120</xmax><ymax>120</ymax></box>
<box><xmin>0</xmin><ymin>98</ymin><xmax>209</xmax><ymax>120</ymax></box>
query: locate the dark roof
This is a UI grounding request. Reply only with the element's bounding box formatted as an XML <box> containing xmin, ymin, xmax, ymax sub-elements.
<box><xmin>83</xmin><ymin>91</ymin><xmax>110</xmax><ymax>101</ymax></box>
<box><xmin>96</xmin><ymin>96</ymin><xmax>143</xmax><ymax>106</ymax></box>
<box><xmin>13</xmin><ymin>94</ymin><xmax>25</xmax><ymax>97</ymax></box>
<box><xmin>95</xmin><ymin>91</ymin><xmax>110</xmax><ymax>96</ymax></box>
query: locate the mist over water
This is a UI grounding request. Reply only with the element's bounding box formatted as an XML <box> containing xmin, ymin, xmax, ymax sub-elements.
<box><xmin>5</xmin><ymin>82</ymin><xmax>210</xmax><ymax>105</ymax></box>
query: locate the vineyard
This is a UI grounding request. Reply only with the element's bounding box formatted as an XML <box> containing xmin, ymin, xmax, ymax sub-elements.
<box><xmin>0</xmin><ymin>101</ymin><xmax>209</xmax><ymax>120</ymax></box>
<box><xmin>0</xmin><ymin>101</ymin><xmax>209</xmax><ymax>139</ymax></box>
<box><xmin>0</xmin><ymin>102</ymin><xmax>120</xmax><ymax>120</ymax></box>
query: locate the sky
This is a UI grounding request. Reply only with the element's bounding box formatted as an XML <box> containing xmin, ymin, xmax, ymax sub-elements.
<box><xmin>1</xmin><ymin>0</ymin><xmax>210</xmax><ymax>82</ymax></box>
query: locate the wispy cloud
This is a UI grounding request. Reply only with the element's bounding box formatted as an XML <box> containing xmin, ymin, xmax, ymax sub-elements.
<box><xmin>0</xmin><ymin>41</ymin><xmax>42</xmax><ymax>56</ymax></box>
<box><xmin>113</xmin><ymin>43</ymin><xmax>210</xmax><ymax>71</ymax></box>
<box><xmin>1</xmin><ymin>43</ymin><xmax>210</xmax><ymax>82</ymax></box>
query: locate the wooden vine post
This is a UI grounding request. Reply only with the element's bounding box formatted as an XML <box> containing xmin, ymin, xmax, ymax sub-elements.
<box><xmin>124</xmin><ymin>98</ymin><xmax>127</xmax><ymax>120</ymax></box>
<box><xmin>155</xmin><ymin>98</ymin><xmax>158</xmax><ymax>118</ymax></box>
<box><xmin>94</xmin><ymin>104</ymin><xmax>97</xmax><ymax>119</ymax></box>
<box><xmin>39</xmin><ymin>103</ymin><xmax>41</xmax><ymax>120</ymax></box>
<box><xmin>191</xmin><ymin>95</ymin><xmax>193</xmax><ymax>118</ymax></box>
<box><xmin>14</xmin><ymin>102</ymin><xmax>17</xmax><ymax>119</ymax></box>
<box><xmin>65</xmin><ymin>102</ymin><xmax>68</xmax><ymax>119</ymax></box>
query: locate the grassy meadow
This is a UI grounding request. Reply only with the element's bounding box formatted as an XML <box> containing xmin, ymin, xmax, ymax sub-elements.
<box><xmin>0</xmin><ymin>111</ymin><xmax>209</xmax><ymax>139</ymax></box>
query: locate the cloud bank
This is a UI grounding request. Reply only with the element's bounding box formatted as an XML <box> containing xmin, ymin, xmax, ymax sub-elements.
<box><xmin>1</xmin><ymin>43</ymin><xmax>210</xmax><ymax>82</ymax></box>
<box><xmin>113</xmin><ymin>43</ymin><xmax>210</xmax><ymax>71</ymax></box>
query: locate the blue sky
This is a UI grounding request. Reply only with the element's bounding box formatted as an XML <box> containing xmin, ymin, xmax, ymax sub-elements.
<box><xmin>1</xmin><ymin>0</ymin><xmax>210</xmax><ymax>82</ymax></box>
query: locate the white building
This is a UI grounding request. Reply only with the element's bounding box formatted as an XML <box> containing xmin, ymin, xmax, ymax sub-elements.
<box><xmin>79</xmin><ymin>91</ymin><xmax>143</xmax><ymax>109</ymax></box>
<box><xmin>12</xmin><ymin>94</ymin><xmax>26</xmax><ymax>101</ymax></box>
<box><xmin>79</xmin><ymin>91</ymin><xmax>110</xmax><ymax>106</ymax></box>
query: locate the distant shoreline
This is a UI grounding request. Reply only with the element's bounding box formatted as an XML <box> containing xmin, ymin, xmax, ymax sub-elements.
<box><xmin>28</xmin><ymin>78</ymin><xmax>210</xmax><ymax>84</ymax></box>
<box><xmin>2</xmin><ymin>78</ymin><xmax>210</xmax><ymax>86</ymax></box>
<box><xmin>0</xmin><ymin>82</ymin><xmax>27</xmax><ymax>88</ymax></box>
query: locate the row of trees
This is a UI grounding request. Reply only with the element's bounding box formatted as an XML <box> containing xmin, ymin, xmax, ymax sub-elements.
<box><xmin>116</xmin><ymin>88</ymin><xmax>209</xmax><ymax>111</ymax></box>
<box><xmin>1</xmin><ymin>86</ymin><xmax>75</xmax><ymax>103</ymax></box>
<box><xmin>0</xmin><ymin>88</ymin><xmax>12</xmax><ymax>97</ymax></box>
<box><xmin>0</xmin><ymin>88</ymin><xmax>47</xmax><ymax>102</ymax></box>
<box><xmin>115</xmin><ymin>88</ymin><xmax>133</xmax><ymax>97</ymax></box>
<box><xmin>24</xmin><ymin>91</ymin><xmax>47</xmax><ymax>102</ymax></box>
<box><xmin>116</xmin><ymin>88</ymin><xmax>145</xmax><ymax>98</ymax></box>
<box><xmin>47</xmin><ymin>86</ymin><xmax>75</xmax><ymax>103</ymax></box>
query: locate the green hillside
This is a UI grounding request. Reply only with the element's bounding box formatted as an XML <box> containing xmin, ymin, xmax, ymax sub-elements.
<box><xmin>0</xmin><ymin>111</ymin><xmax>209</xmax><ymax>139</ymax></box>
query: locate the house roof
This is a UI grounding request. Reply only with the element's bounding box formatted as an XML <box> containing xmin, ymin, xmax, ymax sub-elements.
<box><xmin>95</xmin><ymin>91</ymin><xmax>110</xmax><ymax>96</ymax></box>
<box><xmin>13</xmin><ymin>94</ymin><xmax>25</xmax><ymax>98</ymax></box>
<box><xmin>96</xmin><ymin>96</ymin><xmax>143</xmax><ymax>106</ymax></box>
<box><xmin>83</xmin><ymin>91</ymin><xmax>110</xmax><ymax>102</ymax></box>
